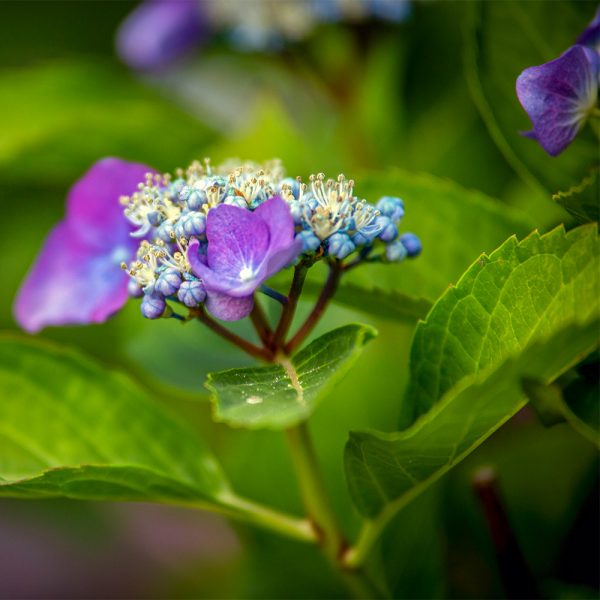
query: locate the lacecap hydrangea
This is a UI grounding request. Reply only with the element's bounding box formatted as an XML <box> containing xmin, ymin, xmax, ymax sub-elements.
<box><xmin>121</xmin><ymin>159</ymin><xmax>421</xmax><ymax>321</ymax></box>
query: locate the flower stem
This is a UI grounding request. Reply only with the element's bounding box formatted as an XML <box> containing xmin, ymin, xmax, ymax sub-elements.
<box><xmin>172</xmin><ymin>494</ymin><xmax>316</xmax><ymax>544</ymax></box>
<box><xmin>285</xmin><ymin>422</ymin><xmax>345</xmax><ymax>560</ymax></box>
<box><xmin>191</xmin><ymin>306</ymin><xmax>274</xmax><ymax>362</ymax></box>
<box><xmin>285</xmin><ymin>263</ymin><xmax>342</xmax><ymax>354</ymax></box>
<box><xmin>273</xmin><ymin>264</ymin><xmax>309</xmax><ymax>347</ymax></box>
<box><xmin>260</xmin><ymin>285</ymin><xmax>289</xmax><ymax>305</ymax></box>
<box><xmin>250</xmin><ymin>299</ymin><xmax>273</xmax><ymax>348</ymax></box>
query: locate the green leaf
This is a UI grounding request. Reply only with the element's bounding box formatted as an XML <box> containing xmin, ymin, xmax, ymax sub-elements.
<box><xmin>346</xmin><ymin>169</ymin><xmax>536</xmax><ymax>302</ymax></box>
<box><xmin>553</xmin><ymin>166</ymin><xmax>600</xmax><ymax>225</ymax></box>
<box><xmin>345</xmin><ymin>224</ymin><xmax>600</xmax><ymax>518</ymax></box>
<box><xmin>303</xmin><ymin>279</ymin><xmax>432</xmax><ymax>324</ymax></box>
<box><xmin>207</xmin><ymin>324</ymin><xmax>377</xmax><ymax>430</ymax></box>
<box><xmin>0</xmin><ymin>336</ymin><xmax>231</xmax><ymax>505</ymax></box>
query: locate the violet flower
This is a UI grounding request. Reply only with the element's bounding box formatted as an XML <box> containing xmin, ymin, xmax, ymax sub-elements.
<box><xmin>14</xmin><ymin>158</ymin><xmax>153</xmax><ymax>333</ymax></box>
<box><xmin>577</xmin><ymin>6</ymin><xmax>600</xmax><ymax>53</ymax></box>
<box><xmin>516</xmin><ymin>44</ymin><xmax>599</xmax><ymax>156</ymax></box>
<box><xmin>116</xmin><ymin>0</ymin><xmax>207</xmax><ymax>72</ymax></box>
<box><xmin>187</xmin><ymin>195</ymin><xmax>302</xmax><ymax>321</ymax></box>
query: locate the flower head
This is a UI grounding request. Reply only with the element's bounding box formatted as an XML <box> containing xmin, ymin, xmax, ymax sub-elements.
<box><xmin>516</xmin><ymin>45</ymin><xmax>599</xmax><ymax>156</ymax></box>
<box><xmin>14</xmin><ymin>158</ymin><xmax>154</xmax><ymax>332</ymax></box>
<box><xmin>120</xmin><ymin>158</ymin><xmax>420</xmax><ymax>322</ymax></box>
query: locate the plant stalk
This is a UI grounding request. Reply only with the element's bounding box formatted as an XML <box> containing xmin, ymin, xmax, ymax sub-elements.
<box><xmin>273</xmin><ymin>264</ymin><xmax>309</xmax><ymax>346</ymax></box>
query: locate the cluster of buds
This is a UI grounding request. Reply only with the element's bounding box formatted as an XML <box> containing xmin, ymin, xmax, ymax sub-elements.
<box><xmin>120</xmin><ymin>159</ymin><xmax>421</xmax><ymax>321</ymax></box>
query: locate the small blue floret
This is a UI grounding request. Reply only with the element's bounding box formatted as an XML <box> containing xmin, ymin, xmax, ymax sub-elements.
<box><xmin>385</xmin><ymin>240</ymin><xmax>408</xmax><ymax>262</ymax></box>
<box><xmin>177</xmin><ymin>279</ymin><xmax>206</xmax><ymax>307</ymax></box>
<box><xmin>141</xmin><ymin>293</ymin><xmax>166</xmax><ymax>319</ymax></box>
<box><xmin>376</xmin><ymin>216</ymin><xmax>398</xmax><ymax>242</ymax></box>
<box><xmin>327</xmin><ymin>232</ymin><xmax>356</xmax><ymax>259</ymax></box>
<box><xmin>297</xmin><ymin>230</ymin><xmax>321</xmax><ymax>253</ymax></box>
<box><xmin>376</xmin><ymin>196</ymin><xmax>404</xmax><ymax>222</ymax></box>
<box><xmin>155</xmin><ymin>268</ymin><xmax>182</xmax><ymax>296</ymax></box>
<box><xmin>400</xmin><ymin>233</ymin><xmax>422</xmax><ymax>257</ymax></box>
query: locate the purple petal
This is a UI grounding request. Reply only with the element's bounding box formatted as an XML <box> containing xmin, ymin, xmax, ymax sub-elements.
<box><xmin>205</xmin><ymin>292</ymin><xmax>254</xmax><ymax>322</ymax></box>
<box><xmin>116</xmin><ymin>0</ymin><xmax>207</xmax><ymax>72</ymax></box>
<box><xmin>14</xmin><ymin>224</ymin><xmax>131</xmax><ymax>333</ymax></box>
<box><xmin>206</xmin><ymin>205</ymin><xmax>270</xmax><ymax>275</ymax></box>
<box><xmin>516</xmin><ymin>45</ymin><xmax>599</xmax><ymax>156</ymax></box>
<box><xmin>66</xmin><ymin>157</ymin><xmax>154</xmax><ymax>249</ymax></box>
<box><xmin>577</xmin><ymin>6</ymin><xmax>600</xmax><ymax>52</ymax></box>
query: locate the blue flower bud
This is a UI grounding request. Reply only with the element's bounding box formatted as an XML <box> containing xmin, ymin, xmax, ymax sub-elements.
<box><xmin>327</xmin><ymin>232</ymin><xmax>355</xmax><ymax>259</ymax></box>
<box><xmin>128</xmin><ymin>279</ymin><xmax>144</xmax><ymax>298</ymax></box>
<box><xmin>297</xmin><ymin>230</ymin><xmax>321</xmax><ymax>253</ymax></box>
<box><xmin>279</xmin><ymin>177</ymin><xmax>301</xmax><ymax>200</ymax></box>
<box><xmin>224</xmin><ymin>195</ymin><xmax>248</xmax><ymax>209</ymax></box>
<box><xmin>288</xmin><ymin>200</ymin><xmax>304</xmax><ymax>225</ymax></box>
<box><xmin>400</xmin><ymin>233</ymin><xmax>422</xmax><ymax>257</ymax></box>
<box><xmin>141</xmin><ymin>293</ymin><xmax>166</xmax><ymax>319</ymax></box>
<box><xmin>175</xmin><ymin>211</ymin><xmax>206</xmax><ymax>238</ymax></box>
<box><xmin>155</xmin><ymin>268</ymin><xmax>182</xmax><ymax>296</ymax></box>
<box><xmin>385</xmin><ymin>240</ymin><xmax>408</xmax><ymax>262</ymax></box>
<box><xmin>186</xmin><ymin>189</ymin><xmax>207</xmax><ymax>211</ymax></box>
<box><xmin>156</xmin><ymin>221</ymin><xmax>175</xmax><ymax>242</ymax></box>
<box><xmin>169</xmin><ymin>178</ymin><xmax>186</xmax><ymax>198</ymax></box>
<box><xmin>376</xmin><ymin>196</ymin><xmax>404</xmax><ymax>222</ymax></box>
<box><xmin>177</xmin><ymin>280</ymin><xmax>206</xmax><ymax>307</ymax></box>
<box><xmin>147</xmin><ymin>210</ymin><xmax>163</xmax><ymax>227</ymax></box>
<box><xmin>376</xmin><ymin>216</ymin><xmax>398</xmax><ymax>242</ymax></box>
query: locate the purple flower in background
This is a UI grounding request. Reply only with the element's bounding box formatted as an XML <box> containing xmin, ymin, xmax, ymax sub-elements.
<box><xmin>14</xmin><ymin>158</ymin><xmax>153</xmax><ymax>332</ymax></box>
<box><xmin>116</xmin><ymin>0</ymin><xmax>207</xmax><ymax>72</ymax></box>
<box><xmin>516</xmin><ymin>45</ymin><xmax>599</xmax><ymax>156</ymax></box>
<box><xmin>187</xmin><ymin>195</ymin><xmax>302</xmax><ymax>321</ymax></box>
<box><xmin>577</xmin><ymin>6</ymin><xmax>600</xmax><ymax>52</ymax></box>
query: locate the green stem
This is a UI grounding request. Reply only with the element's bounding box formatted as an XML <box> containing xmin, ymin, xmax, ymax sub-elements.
<box><xmin>285</xmin><ymin>422</ymin><xmax>345</xmax><ymax>560</ymax></box>
<box><xmin>273</xmin><ymin>264</ymin><xmax>308</xmax><ymax>347</ymax></box>
<box><xmin>172</xmin><ymin>494</ymin><xmax>316</xmax><ymax>544</ymax></box>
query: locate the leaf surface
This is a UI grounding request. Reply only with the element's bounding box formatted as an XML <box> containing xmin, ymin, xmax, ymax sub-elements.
<box><xmin>345</xmin><ymin>225</ymin><xmax>600</xmax><ymax>518</ymax></box>
<box><xmin>0</xmin><ymin>337</ymin><xmax>230</xmax><ymax>505</ymax></box>
<box><xmin>207</xmin><ymin>324</ymin><xmax>376</xmax><ymax>430</ymax></box>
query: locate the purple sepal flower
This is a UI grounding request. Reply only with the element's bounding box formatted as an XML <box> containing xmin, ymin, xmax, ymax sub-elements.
<box><xmin>116</xmin><ymin>0</ymin><xmax>207</xmax><ymax>72</ymax></box>
<box><xmin>205</xmin><ymin>292</ymin><xmax>255</xmax><ymax>322</ymax></box>
<box><xmin>187</xmin><ymin>195</ymin><xmax>302</xmax><ymax>321</ymax></box>
<box><xmin>577</xmin><ymin>6</ymin><xmax>600</xmax><ymax>52</ymax></box>
<box><xmin>516</xmin><ymin>45</ymin><xmax>600</xmax><ymax>156</ymax></box>
<box><xmin>14</xmin><ymin>158</ymin><xmax>154</xmax><ymax>333</ymax></box>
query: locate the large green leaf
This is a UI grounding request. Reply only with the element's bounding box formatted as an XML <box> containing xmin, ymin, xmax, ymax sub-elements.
<box><xmin>0</xmin><ymin>336</ymin><xmax>230</xmax><ymax>506</ymax></box>
<box><xmin>207</xmin><ymin>324</ymin><xmax>376</xmax><ymax>430</ymax></box>
<box><xmin>345</xmin><ymin>224</ymin><xmax>600</xmax><ymax>519</ymax></box>
<box><xmin>346</xmin><ymin>169</ymin><xmax>537</xmax><ymax>303</ymax></box>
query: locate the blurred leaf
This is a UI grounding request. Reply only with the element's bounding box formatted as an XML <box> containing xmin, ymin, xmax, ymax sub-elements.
<box><xmin>207</xmin><ymin>324</ymin><xmax>376</xmax><ymax>430</ymax></box>
<box><xmin>0</xmin><ymin>61</ymin><xmax>216</xmax><ymax>185</ymax></box>
<box><xmin>0</xmin><ymin>336</ymin><xmax>231</xmax><ymax>506</ymax></box>
<box><xmin>523</xmin><ymin>378</ymin><xmax>599</xmax><ymax>447</ymax></box>
<box><xmin>464</xmin><ymin>1</ymin><xmax>599</xmax><ymax>196</ymax></box>
<box><xmin>346</xmin><ymin>169</ymin><xmax>537</xmax><ymax>302</ymax></box>
<box><xmin>304</xmin><ymin>280</ymin><xmax>432</xmax><ymax>324</ymax></box>
<box><xmin>553</xmin><ymin>166</ymin><xmax>600</xmax><ymax>224</ymax></box>
<box><xmin>345</xmin><ymin>225</ymin><xmax>600</xmax><ymax>518</ymax></box>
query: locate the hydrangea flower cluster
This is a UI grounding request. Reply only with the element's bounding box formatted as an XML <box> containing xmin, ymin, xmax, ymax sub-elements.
<box><xmin>117</xmin><ymin>0</ymin><xmax>410</xmax><ymax>71</ymax></box>
<box><xmin>516</xmin><ymin>7</ymin><xmax>600</xmax><ymax>156</ymax></box>
<box><xmin>121</xmin><ymin>159</ymin><xmax>420</xmax><ymax>321</ymax></box>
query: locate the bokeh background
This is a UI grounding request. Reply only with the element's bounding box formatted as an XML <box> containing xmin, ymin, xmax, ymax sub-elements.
<box><xmin>0</xmin><ymin>1</ymin><xmax>598</xmax><ymax>598</ymax></box>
